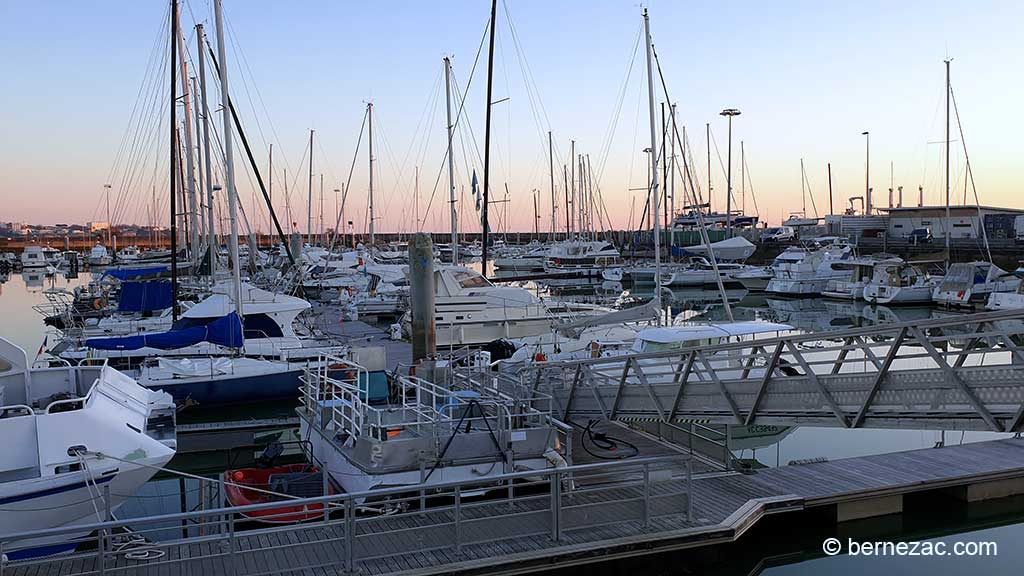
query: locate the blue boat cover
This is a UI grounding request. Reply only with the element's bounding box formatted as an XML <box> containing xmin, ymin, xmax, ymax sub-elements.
<box><xmin>117</xmin><ymin>281</ymin><xmax>173</xmax><ymax>312</ymax></box>
<box><xmin>102</xmin><ymin>266</ymin><xmax>170</xmax><ymax>281</ymax></box>
<box><xmin>85</xmin><ymin>312</ymin><xmax>244</xmax><ymax>351</ymax></box>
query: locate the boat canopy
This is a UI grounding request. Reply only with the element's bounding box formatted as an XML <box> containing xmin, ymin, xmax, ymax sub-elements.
<box><xmin>102</xmin><ymin>266</ymin><xmax>170</xmax><ymax>280</ymax></box>
<box><xmin>637</xmin><ymin>322</ymin><xmax>794</xmax><ymax>345</ymax></box>
<box><xmin>117</xmin><ymin>281</ymin><xmax>173</xmax><ymax>312</ymax></box>
<box><xmin>85</xmin><ymin>312</ymin><xmax>243</xmax><ymax>351</ymax></box>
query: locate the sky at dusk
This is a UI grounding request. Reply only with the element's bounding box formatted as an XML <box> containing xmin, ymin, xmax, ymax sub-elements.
<box><xmin>1</xmin><ymin>0</ymin><xmax>1022</xmax><ymax>232</ymax></box>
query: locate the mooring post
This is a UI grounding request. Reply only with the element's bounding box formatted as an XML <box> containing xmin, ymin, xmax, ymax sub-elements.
<box><xmin>409</xmin><ymin>233</ymin><xmax>436</xmax><ymax>362</ymax></box>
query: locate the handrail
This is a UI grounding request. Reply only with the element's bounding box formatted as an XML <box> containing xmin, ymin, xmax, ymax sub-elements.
<box><xmin>0</xmin><ymin>453</ymin><xmax>688</xmax><ymax>545</ymax></box>
<box><xmin>533</xmin><ymin>307</ymin><xmax>1024</xmax><ymax>369</ymax></box>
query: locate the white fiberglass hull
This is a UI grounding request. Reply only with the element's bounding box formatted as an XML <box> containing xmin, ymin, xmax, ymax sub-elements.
<box><xmin>863</xmin><ymin>283</ymin><xmax>934</xmax><ymax>305</ymax></box>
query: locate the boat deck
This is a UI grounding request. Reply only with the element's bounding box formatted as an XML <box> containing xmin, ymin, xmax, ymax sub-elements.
<box><xmin>9</xmin><ymin>437</ymin><xmax>1024</xmax><ymax>576</ymax></box>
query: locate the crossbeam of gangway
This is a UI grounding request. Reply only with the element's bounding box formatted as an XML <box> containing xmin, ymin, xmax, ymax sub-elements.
<box><xmin>480</xmin><ymin>309</ymin><xmax>1024</xmax><ymax>432</ymax></box>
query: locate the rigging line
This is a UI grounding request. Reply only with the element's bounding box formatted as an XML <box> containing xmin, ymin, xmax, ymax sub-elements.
<box><xmin>742</xmin><ymin>148</ymin><xmax>761</xmax><ymax>217</ymax></box>
<box><xmin>595</xmin><ymin>22</ymin><xmax>644</xmax><ymax>187</ymax></box>
<box><xmin>418</xmin><ymin>29</ymin><xmax>488</xmax><ymax>225</ymax></box>
<box><xmin>949</xmin><ymin>80</ymin><xmax>992</xmax><ymax>264</ymax></box>
<box><xmin>803</xmin><ymin>162</ymin><xmax>820</xmax><ymax>218</ymax></box>
<box><xmin>105</xmin><ymin>4</ymin><xmax>171</xmax><ymax>191</ymax></box>
<box><xmin>327</xmin><ymin>107</ymin><xmax>368</xmax><ymax>252</ymax></box>
<box><xmin>109</xmin><ymin>25</ymin><xmax>170</xmax><ymax>226</ymax></box>
<box><xmin>112</xmin><ymin>58</ymin><xmax>171</xmax><ymax>229</ymax></box>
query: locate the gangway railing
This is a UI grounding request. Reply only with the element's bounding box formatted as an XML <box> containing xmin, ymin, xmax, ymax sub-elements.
<box><xmin>0</xmin><ymin>455</ymin><xmax>691</xmax><ymax>576</ymax></box>
<box><xmin>509</xmin><ymin>308</ymin><xmax>1024</xmax><ymax>432</ymax></box>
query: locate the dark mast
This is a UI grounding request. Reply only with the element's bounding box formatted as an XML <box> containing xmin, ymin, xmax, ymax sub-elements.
<box><xmin>169</xmin><ymin>0</ymin><xmax>179</xmax><ymax>320</ymax></box>
<box><xmin>481</xmin><ymin>0</ymin><xmax>497</xmax><ymax>276</ymax></box>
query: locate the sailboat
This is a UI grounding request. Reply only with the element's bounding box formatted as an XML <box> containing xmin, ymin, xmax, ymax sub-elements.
<box><xmin>783</xmin><ymin>159</ymin><xmax>820</xmax><ymax>227</ymax></box>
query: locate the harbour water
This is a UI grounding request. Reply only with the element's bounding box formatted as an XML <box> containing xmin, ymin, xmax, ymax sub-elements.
<box><xmin>2</xmin><ymin>269</ymin><xmax>1022</xmax><ymax>571</ymax></box>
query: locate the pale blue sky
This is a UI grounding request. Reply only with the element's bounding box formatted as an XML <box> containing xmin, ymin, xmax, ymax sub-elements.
<box><xmin>1</xmin><ymin>0</ymin><xmax>1021</xmax><ymax>230</ymax></box>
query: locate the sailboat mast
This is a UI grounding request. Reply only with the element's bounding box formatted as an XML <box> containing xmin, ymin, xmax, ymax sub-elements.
<box><xmin>800</xmin><ymin>158</ymin><xmax>806</xmax><ymax>216</ymax></box>
<box><xmin>444</xmin><ymin>57</ymin><xmax>459</xmax><ymax>264</ymax></box>
<box><xmin>548</xmin><ymin>131</ymin><xmax>555</xmax><ymax>239</ymax></box>
<box><xmin>368</xmin><ymin>102</ymin><xmax>375</xmax><ymax>247</ymax></box>
<box><xmin>669</xmin><ymin>104</ymin><xmax>676</xmax><ymax>251</ymax></box>
<box><xmin>214</xmin><ymin>0</ymin><xmax>242</xmax><ymax>319</ymax></box>
<box><xmin>308</xmin><ymin>129</ymin><xmax>314</xmax><ymax>245</ymax></box>
<box><xmin>481</xmin><ymin>0</ymin><xmax>497</xmax><ymax>276</ymax></box>
<box><xmin>569</xmin><ymin>140</ymin><xmax>575</xmax><ymax>237</ymax></box>
<box><xmin>643</xmin><ymin>8</ymin><xmax>662</xmax><ymax>324</ymax></box>
<box><xmin>944</xmin><ymin>59</ymin><xmax>951</xmax><ymax>269</ymax></box>
<box><xmin>196</xmin><ymin>24</ymin><xmax>216</xmax><ymax>278</ymax></box>
<box><xmin>169</xmin><ymin>0</ymin><xmax>179</xmax><ymax>321</ymax></box>
<box><xmin>174</xmin><ymin>0</ymin><xmax>199</xmax><ymax>271</ymax></box>
<box><xmin>706</xmin><ymin>122</ymin><xmax>711</xmax><ymax>214</ymax></box>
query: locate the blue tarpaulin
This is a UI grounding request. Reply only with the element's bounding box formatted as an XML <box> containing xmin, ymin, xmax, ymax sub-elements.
<box><xmin>117</xmin><ymin>281</ymin><xmax>173</xmax><ymax>312</ymax></box>
<box><xmin>85</xmin><ymin>312</ymin><xmax>244</xmax><ymax>351</ymax></box>
<box><xmin>102</xmin><ymin>266</ymin><xmax>170</xmax><ymax>281</ymax></box>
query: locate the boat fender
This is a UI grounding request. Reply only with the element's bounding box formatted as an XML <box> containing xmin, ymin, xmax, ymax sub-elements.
<box><xmin>92</xmin><ymin>297</ymin><xmax>107</xmax><ymax>310</ymax></box>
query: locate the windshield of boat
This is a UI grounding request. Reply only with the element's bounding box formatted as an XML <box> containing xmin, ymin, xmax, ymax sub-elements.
<box><xmin>453</xmin><ymin>270</ymin><xmax>490</xmax><ymax>289</ymax></box>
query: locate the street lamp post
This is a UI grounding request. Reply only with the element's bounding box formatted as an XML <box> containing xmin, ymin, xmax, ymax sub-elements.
<box><xmin>862</xmin><ymin>131</ymin><xmax>870</xmax><ymax>215</ymax></box>
<box><xmin>720</xmin><ymin>109</ymin><xmax>741</xmax><ymax>236</ymax></box>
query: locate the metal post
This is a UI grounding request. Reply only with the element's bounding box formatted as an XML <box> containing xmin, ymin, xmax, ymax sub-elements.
<box><xmin>550</xmin><ymin>471</ymin><xmax>562</xmax><ymax>541</ymax></box>
<box><xmin>323</xmin><ymin>469</ymin><xmax>331</xmax><ymax>523</ymax></box>
<box><xmin>409</xmin><ymin>233</ymin><xmax>436</xmax><ymax>361</ymax></box>
<box><xmin>454</xmin><ymin>486</ymin><xmax>463</xmax><ymax>555</ymax></box>
<box><xmin>643</xmin><ymin>463</ymin><xmax>651</xmax><ymax>528</ymax></box>
<box><xmin>227</xmin><ymin>513</ymin><xmax>237</xmax><ymax>571</ymax></box>
<box><xmin>686</xmin><ymin>458</ymin><xmax>694</xmax><ymax>522</ymax></box>
<box><xmin>103</xmin><ymin>484</ymin><xmax>111</xmax><ymax>521</ymax></box>
<box><xmin>345</xmin><ymin>499</ymin><xmax>356</xmax><ymax>571</ymax></box>
<box><xmin>97</xmin><ymin>528</ymin><xmax>106</xmax><ymax>575</ymax></box>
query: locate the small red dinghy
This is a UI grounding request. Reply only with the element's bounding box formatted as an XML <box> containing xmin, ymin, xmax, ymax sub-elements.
<box><xmin>223</xmin><ymin>464</ymin><xmax>335</xmax><ymax>524</ymax></box>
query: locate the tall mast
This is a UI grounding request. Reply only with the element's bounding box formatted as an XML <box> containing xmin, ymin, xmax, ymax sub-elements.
<box><xmin>944</xmin><ymin>59</ymin><xmax>951</xmax><ymax>269</ymax></box>
<box><xmin>268</xmin><ymin>144</ymin><xmax>272</xmax><ymax>230</ymax></box>
<box><xmin>800</xmin><ymin>158</ymin><xmax>806</xmax><ymax>216</ymax></box>
<box><xmin>169</xmin><ymin>0</ymin><xmax>179</xmax><ymax>320</ymax></box>
<box><xmin>706</xmin><ymin>122</ymin><xmax>711</xmax><ymax>214</ymax></box>
<box><xmin>444</xmin><ymin>57</ymin><xmax>459</xmax><ymax>264</ymax></box>
<box><xmin>214</xmin><ymin>0</ymin><xmax>242</xmax><ymax>319</ymax></box>
<box><xmin>196</xmin><ymin>23</ymin><xmax>216</xmax><ymax>278</ymax></box>
<box><xmin>740</xmin><ymin>140</ymin><xmax>745</xmax><ymax>215</ymax></box>
<box><xmin>533</xmin><ymin>191</ymin><xmax>539</xmax><ymax>235</ymax></box>
<box><xmin>481</xmin><ymin>0</ymin><xmax>497</xmax><ymax>276</ymax></box>
<box><xmin>319</xmin><ymin>173</ymin><xmax>324</xmax><ymax>245</ymax></box>
<box><xmin>191</xmin><ymin>76</ymin><xmax>206</xmax><ymax>249</ymax></box>
<box><xmin>827</xmin><ymin>162</ymin><xmax>833</xmax><ymax>216</ymax></box>
<box><xmin>661</xmin><ymin>103</ymin><xmax>668</xmax><ymax>236</ymax></box>
<box><xmin>563</xmin><ymin>165</ymin><xmax>570</xmax><ymax>236</ymax></box>
<box><xmin>643</xmin><ymin>8</ymin><xmax>662</xmax><ymax>324</ymax></box>
<box><xmin>368</xmin><ymin>102</ymin><xmax>375</xmax><ymax>247</ymax></box>
<box><xmin>569</xmin><ymin>140</ymin><xmax>575</xmax><ymax>237</ymax></box>
<box><xmin>307</xmin><ymin>129</ymin><xmax>314</xmax><ymax>244</ymax></box>
<box><xmin>548</xmin><ymin>131</ymin><xmax>555</xmax><ymax>238</ymax></box>
<box><xmin>669</xmin><ymin>104</ymin><xmax>676</xmax><ymax>251</ymax></box>
<box><xmin>174</xmin><ymin>0</ymin><xmax>199</xmax><ymax>270</ymax></box>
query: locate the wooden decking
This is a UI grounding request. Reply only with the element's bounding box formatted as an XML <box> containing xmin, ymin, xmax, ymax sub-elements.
<box><xmin>10</xmin><ymin>437</ymin><xmax>1024</xmax><ymax>576</ymax></box>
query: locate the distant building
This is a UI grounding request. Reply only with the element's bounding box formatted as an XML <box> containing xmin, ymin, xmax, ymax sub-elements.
<box><xmin>879</xmin><ymin>205</ymin><xmax>1024</xmax><ymax>240</ymax></box>
<box><xmin>88</xmin><ymin>221</ymin><xmax>110</xmax><ymax>232</ymax></box>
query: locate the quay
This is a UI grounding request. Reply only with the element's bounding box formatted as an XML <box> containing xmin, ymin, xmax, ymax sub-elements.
<box><xmin>5</xmin><ymin>437</ymin><xmax>1024</xmax><ymax>575</ymax></box>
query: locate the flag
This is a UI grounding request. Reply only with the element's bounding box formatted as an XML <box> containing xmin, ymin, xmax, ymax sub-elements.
<box><xmin>472</xmin><ymin>170</ymin><xmax>481</xmax><ymax>211</ymax></box>
<box><xmin>35</xmin><ymin>335</ymin><xmax>47</xmax><ymax>359</ymax></box>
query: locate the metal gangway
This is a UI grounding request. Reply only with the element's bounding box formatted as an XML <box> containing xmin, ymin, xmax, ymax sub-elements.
<box><xmin>480</xmin><ymin>309</ymin><xmax>1024</xmax><ymax>432</ymax></box>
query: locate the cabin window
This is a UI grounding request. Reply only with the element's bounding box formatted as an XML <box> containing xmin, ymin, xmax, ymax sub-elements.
<box><xmin>243</xmin><ymin>314</ymin><xmax>285</xmax><ymax>339</ymax></box>
<box><xmin>55</xmin><ymin>463</ymin><xmax>82</xmax><ymax>474</ymax></box>
<box><xmin>953</xmin><ymin>223</ymin><xmax>972</xmax><ymax>228</ymax></box>
<box><xmin>0</xmin><ymin>358</ymin><xmax>12</xmax><ymax>373</ymax></box>
<box><xmin>921</xmin><ymin>220</ymin><xmax>931</xmax><ymax>225</ymax></box>
<box><xmin>893</xmin><ymin>224</ymin><xmax>903</xmax><ymax>228</ymax></box>
<box><xmin>452</xmin><ymin>271</ymin><xmax>489</xmax><ymax>289</ymax></box>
